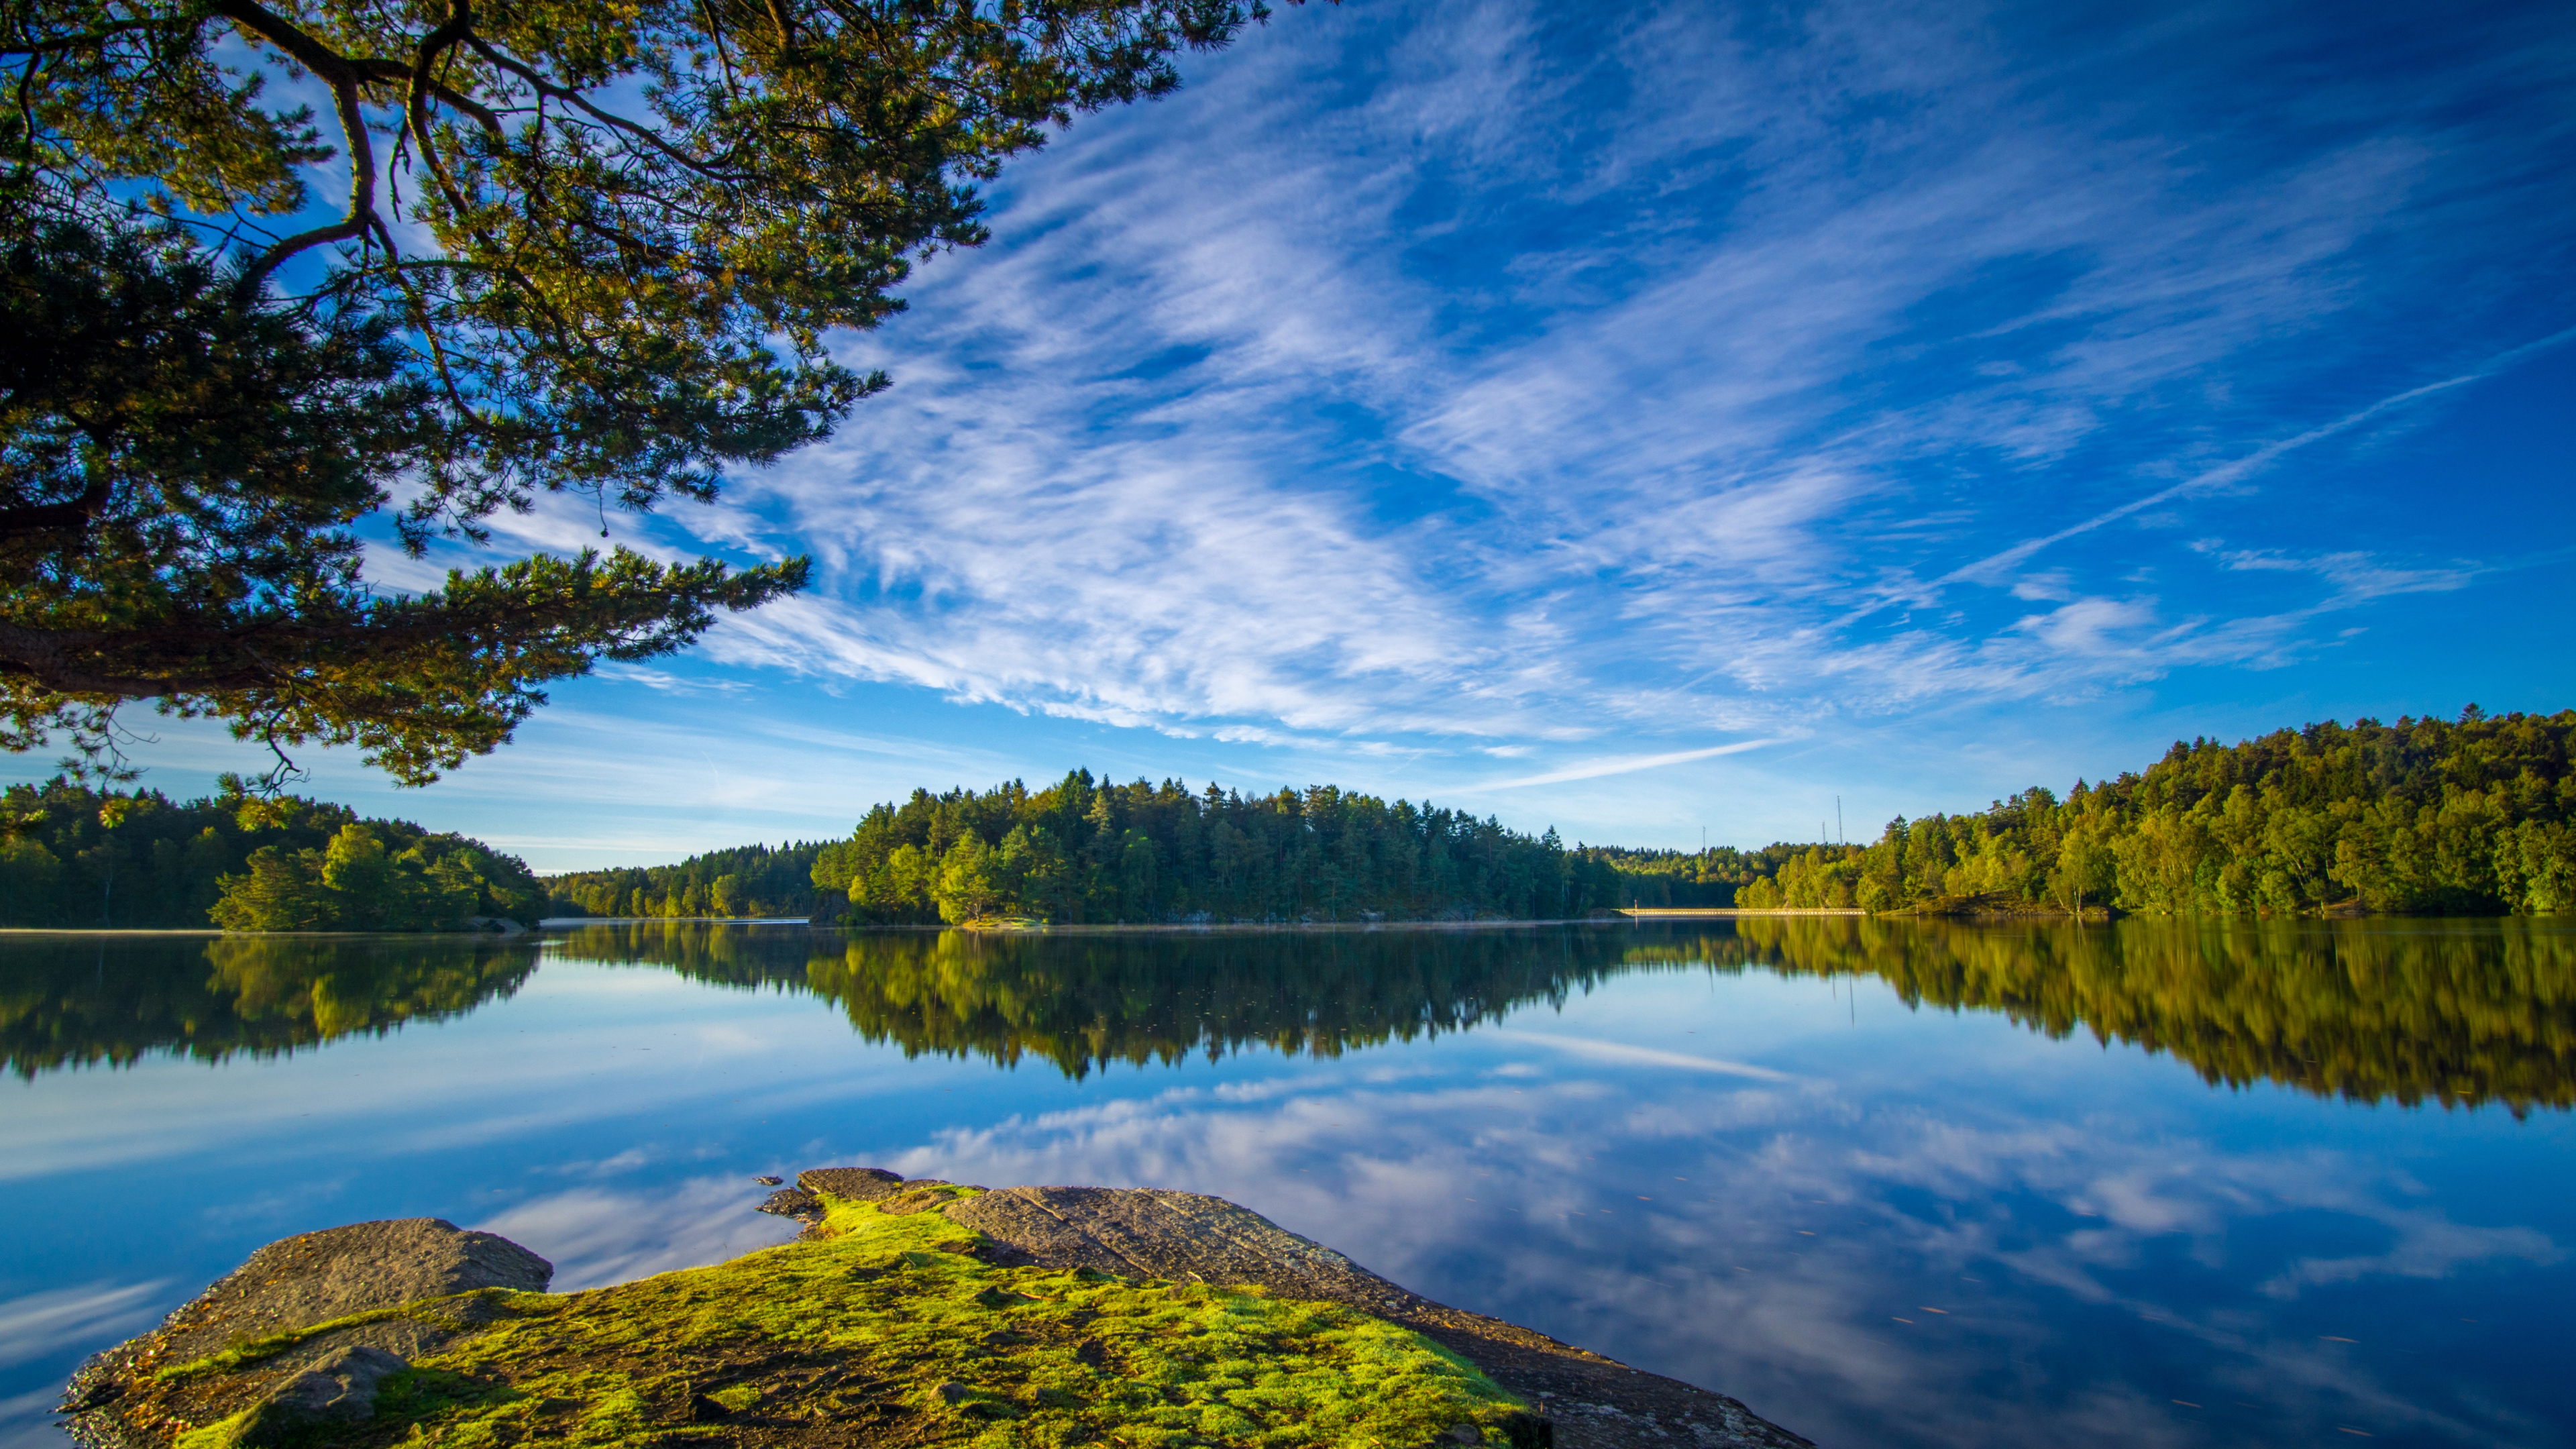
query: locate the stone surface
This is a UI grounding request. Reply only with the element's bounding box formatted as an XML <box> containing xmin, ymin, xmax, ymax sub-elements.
<box><xmin>261</xmin><ymin>1344</ymin><xmax>408</xmax><ymax>1421</ymax></box>
<box><xmin>60</xmin><ymin>1220</ymin><xmax>550</xmax><ymax>1449</ymax></box>
<box><xmin>755</xmin><ymin>1187</ymin><xmax>822</xmax><ymax>1219</ymax></box>
<box><xmin>796</xmin><ymin>1165</ymin><xmax>905</xmax><ymax>1200</ymax></box>
<box><xmin>932</xmin><ymin>1180</ymin><xmax>1810</xmax><ymax>1449</ymax></box>
<box><xmin>61</xmin><ymin>1181</ymin><xmax>1805</xmax><ymax>1449</ymax></box>
<box><xmin>150</xmin><ymin>1218</ymin><xmax>551</xmax><ymax>1362</ymax></box>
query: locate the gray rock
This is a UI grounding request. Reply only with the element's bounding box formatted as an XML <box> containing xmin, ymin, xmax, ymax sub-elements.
<box><xmin>796</xmin><ymin>1165</ymin><xmax>905</xmax><ymax>1200</ymax></box>
<box><xmin>262</xmin><ymin>1344</ymin><xmax>408</xmax><ymax>1421</ymax></box>
<box><xmin>60</xmin><ymin>1220</ymin><xmax>549</xmax><ymax>1449</ymax></box>
<box><xmin>152</xmin><ymin>1218</ymin><xmax>551</xmax><ymax>1363</ymax></box>
<box><xmin>943</xmin><ymin>1185</ymin><xmax>1373</xmax><ymax>1296</ymax></box>
<box><xmin>756</xmin><ymin>1187</ymin><xmax>822</xmax><ymax>1219</ymax></box>
<box><xmin>127</xmin><ymin>1346</ymin><xmax>413</xmax><ymax>1449</ymax></box>
<box><xmin>932</xmin><ymin>1185</ymin><xmax>1805</xmax><ymax>1449</ymax></box>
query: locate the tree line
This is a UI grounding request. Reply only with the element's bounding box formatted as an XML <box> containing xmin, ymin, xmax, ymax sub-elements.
<box><xmin>545</xmin><ymin>709</ymin><xmax>2574</xmax><ymax>927</ymax></box>
<box><xmin>1739</xmin><ymin>708</ymin><xmax>2573</xmax><ymax>916</ymax></box>
<box><xmin>539</xmin><ymin>841</ymin><xmax>833</xmax><ymax>922</ymax></box>
<box><xmin>547</xmin><ymin>771</ymin><xmax>1646</xmax><ymax>924</ymax></box>
<box><xmin>0</xmin><ymin>778</ymin><xmax>543</xmax><ymax>930</ymax></box>
<box><xmin>810</xmin><ymin>772</ymin><xmax>1645</xmax><ymax>924</ymax></box>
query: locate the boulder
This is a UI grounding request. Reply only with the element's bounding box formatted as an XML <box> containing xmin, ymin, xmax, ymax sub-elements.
<box><xmin>796</xmin><ymin>1165</ymin><xmax>906</xmax><ymax>1200</ymax></box>
<box><xmin>150</xmin><ymin>1218</ymin><xmax>551</xmax><ymax>1362</ymax></box>
<box><xmin>61</xmin><ymin>1220</ymin><xmax>549</xmax><ymax>1448</ymax></box>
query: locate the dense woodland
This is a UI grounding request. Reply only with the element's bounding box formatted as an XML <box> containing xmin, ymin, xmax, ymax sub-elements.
<box><xmin>0</xmin><ymin>780</ymin><xmax>544</xmax><ymax>930</ymax></box>
<box><xmin>541</xmin><ymin>840</ymin><xmax>833</xmax><ymax>921</ymax></box>
<box><xmin>5</xmin><ymin>707</ymin><xmax>2561</xmax><ymax>932</ymax></box>
<box><xmin>1743</xmin><ymin>710</ymin><xmax>2574</xmax><ymax>917</ymax></box>
<box><xmin>549</xmin><ymin>773</ymin><xmax>1648</xmax><ymax>924</ymax></box>
<box><xmin>549</xmin><ymin>710</ymin><xmax>2576</xmax><ymax>926</ymax></box>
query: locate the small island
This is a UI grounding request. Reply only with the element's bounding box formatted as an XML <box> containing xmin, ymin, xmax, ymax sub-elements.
<box><xmin>60</xmin><ymin>1170</ymin><xmax>1809</xmax><ymax>1449</ymax></box>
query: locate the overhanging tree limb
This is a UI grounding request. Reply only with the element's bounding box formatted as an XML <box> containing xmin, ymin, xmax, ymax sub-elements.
<box><xmin>1</xmin><ymin>0</ymin><xmax>1288</xmax><ymax>786</ymax></box>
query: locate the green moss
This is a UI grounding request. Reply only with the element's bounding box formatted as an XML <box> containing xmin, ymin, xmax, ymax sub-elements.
<box><xmin>158</xmin><ymin>1305</ymin><xmax>433</xmax><ymax>1381</ymax></box>
<box><xmin>152</xmin><ymin>1195</ymin><xmax>1530</xmax><ymax>1448</ymax></box>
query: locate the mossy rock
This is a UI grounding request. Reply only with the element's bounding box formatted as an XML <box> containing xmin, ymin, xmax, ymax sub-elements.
<box><xmin>83</xmin><ymin>1193</ymin><xmax>1542</xmax><ymax>1449</ymax></box>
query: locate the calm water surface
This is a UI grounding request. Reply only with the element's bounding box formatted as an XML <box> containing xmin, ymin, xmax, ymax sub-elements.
<box><xmin>3</xmin><ymin>918</ymin><xmax>2570</xmax><ymax>1448</ymax></box>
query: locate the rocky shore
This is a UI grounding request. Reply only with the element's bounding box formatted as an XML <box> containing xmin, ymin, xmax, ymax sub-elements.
<box><xmin>61</xmin><ymin>1169</ymin><xmax>1810</xmax><ymax>1449</ymax></box>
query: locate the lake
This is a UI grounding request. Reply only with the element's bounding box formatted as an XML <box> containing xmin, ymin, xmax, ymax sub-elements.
<box><xmin>3</xmin><ymin>918</ymin><xmax>2569</xmax><ymax>1448</ymax></box>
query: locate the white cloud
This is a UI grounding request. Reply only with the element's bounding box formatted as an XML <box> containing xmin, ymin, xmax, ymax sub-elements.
<box><xmin>617</xmin><ymin>0</ymin><xmax>2561</xmax><ymax>769</ymax></box>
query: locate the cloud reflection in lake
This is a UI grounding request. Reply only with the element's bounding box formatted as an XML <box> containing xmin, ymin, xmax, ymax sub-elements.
<box><xmin>2</xmin><ymin>918</ymin><xmax>2569</xmax><ymax>1448</ymax></box>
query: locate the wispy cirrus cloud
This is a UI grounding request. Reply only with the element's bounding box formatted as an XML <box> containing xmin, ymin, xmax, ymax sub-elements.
<box><xmin>133</xmin><ymin>0</ymin><xmax>2563</xmax><ymax>857</ymax></box>
<box><xmin>613</xmin><ymin>0</ymin><xmax>2569</xmax><ymax>771</ymax></box>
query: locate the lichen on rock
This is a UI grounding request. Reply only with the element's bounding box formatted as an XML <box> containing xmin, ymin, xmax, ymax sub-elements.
<box><xmin>65</xmin><ymin>1170</ymin><xmax>1811</xmax><ymax>1449</ymax></box>
<box><xmin>65</xmin><ymin>1188</ymin><xmax>1546</xmax><ymax>1448</ymax></box>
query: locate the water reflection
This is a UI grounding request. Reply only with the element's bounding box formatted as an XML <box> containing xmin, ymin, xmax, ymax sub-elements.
<box><xmin>1707</xmin><ymin>917</ymin><xmax>2576</xmax><ymax>1112</ymax></box>
<box><xmin>0</xmin><ymin>935</ymin><xmax>537</xmax><ymax>1078</ymax></box>
<box><xmin>534</xmin><ymin>918</ymin><xmax>2576</xmax><ymax>1110</ymax></box>
<box><xmin>1</xmin><ymin>920</ymin><xmax>2569</xmax><ymax>1449</ymax></box>
<box><xmin>552</xmin><ymin>921</ymin><xmax>1629</xmax><ymax>1074</ymax></box>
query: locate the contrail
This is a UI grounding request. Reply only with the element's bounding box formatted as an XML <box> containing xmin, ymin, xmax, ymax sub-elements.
<box><xmin>1847</xmin><ymin>323</ymin><xmax>2576</xmax><ymax>619</ymax></box>
<box><xmin>1475</xmin><ymin>738</ymin><xmax>1778</xmax><ymax>790</ymax></box>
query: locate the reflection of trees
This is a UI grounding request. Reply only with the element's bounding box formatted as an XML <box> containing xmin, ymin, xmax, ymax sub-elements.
<box><xmin>547</xmin><ymin>920</ymin><xmax>2576</xmax><ymax>1106</ymax></box>
<box><xmin>17</xmin><ymin>918</ymin><xmax>2563</xmax><ymax>1109</ymax></box>
<box><xmin>0</xmin><ymin>936</ymin><xmax>538</xmax><ymax>1078</ymax></box>
<box><xmin>546</xmin><ymin>922</ymin><xmax>1645</xmax><ymax>1076</ymax></box>
<box><xmin>1632</xmin><ymin>917</ymin><xmax>2575</xmax><ymax>1113</ymax></box>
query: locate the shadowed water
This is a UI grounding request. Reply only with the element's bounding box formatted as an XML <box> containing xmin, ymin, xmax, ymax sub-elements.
<box><xmin>3</xmin><ymin>918</ymin><xmax>2569</xmax><ymax>1447</ymax></box>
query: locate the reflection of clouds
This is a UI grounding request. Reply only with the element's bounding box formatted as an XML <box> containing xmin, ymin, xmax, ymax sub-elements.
<box><xmin>2258</xmin><ymin>1218</ymin><xmax>2558</xmax><ymax>1298</ymax></box>
<box><xmin>856</xmin><ymin>1055</ymin><xmax>2558</xmax><ymax>1449</ymax></box>
<box><xmin>0</xmin><ymin>1283</ymin><xmax>172</xmax><ymax>1449</ymax></box>
<box><xmin>473</xmin><ymin>1175</ymin><xmax>802</xmax><ymax>1291</ymax></box>
<box><xmin>0</xmin><ymin>1386</ymin><xmax>70</xmax><ymax>1449</ymax></box>
<box><xmin>1482</xmin><ymin>1028</ymin><xmax>1796</xmax><ymax>1081</ymax></box>
<box><xmin>0</xmin><ymin>1281</ymin><xmax>168</xmax><ymax>1370</ymax></box>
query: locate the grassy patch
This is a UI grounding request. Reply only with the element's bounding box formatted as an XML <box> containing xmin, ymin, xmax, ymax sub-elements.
<box><xmin>150</xmin><ymin>1195</ymin><xmax>1532</xmax><ymax>1448</ymax></box>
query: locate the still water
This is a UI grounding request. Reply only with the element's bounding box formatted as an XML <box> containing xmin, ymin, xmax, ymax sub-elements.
<box><xmin>3</xmin><ymin>919</ymin><xmax>2570</xmax><ymax>1448</ymax></box>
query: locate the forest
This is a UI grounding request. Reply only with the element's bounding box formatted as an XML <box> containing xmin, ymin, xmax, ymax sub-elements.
<box><xmin>549</xmin><ymin>708</ymin><xmax>2575</xmax><ymax>925</ymax></box>
<box><xmin>1741</xmin><ymin>708</ymin><xmax>2574</xmax><ymax>917</ymax></box>
<box><xmin>548</xmin><ymin>773</ymin><xmax>1650</xmax><ymax>924</ymax></box>
<box><xmin>539</xmin><ymin>839</ymin><xmax>834</xmax><ymax>921</ymax></box>
<box><xmin>0</xmin><ymin>779</ymin><xmax>545</xmax><ymax>930</ymax></box>
<box><xmin>9</xmin><ymin>706</ymin><xmax>2563</xmax><ymax>932</ymax></box>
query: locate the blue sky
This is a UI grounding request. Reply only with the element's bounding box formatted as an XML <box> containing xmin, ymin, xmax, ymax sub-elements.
<box><xmin>22</xmin><ymin>0</ymin><xmax>2575</xmax><ymax>869</ymax></box>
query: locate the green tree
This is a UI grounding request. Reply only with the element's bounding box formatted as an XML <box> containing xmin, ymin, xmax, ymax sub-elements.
<box><xmin>934</xmin><ymin>830</ymin><xmax>999</xmax><ymax>923</ymax></box>
<box><xmin>206</xmin><ymin>844</ymin><xmax>332</xmax><ymax>929</ymax></box>
<box><xmin>1</xmin><ymin>0</ymin><xmax>1271</xmax><ymax>784</ymax></box>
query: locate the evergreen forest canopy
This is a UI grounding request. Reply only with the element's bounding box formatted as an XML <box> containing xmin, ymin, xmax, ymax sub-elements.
<box><xmin>547</xmin><ymin>710</ymin><xmax>2576</xmax><ymax>925</ymax></box>
<box><xmin>1746</xmin><ymin>708</ymin><xmax>2575</xmax><ymax>918</ymax></box>
<box><xmin>547</xmin><ymin>771</ymin><xmax>1644</xmax><ymax>924</ymax></box>
<box><xmin>0</xmin><ymin>0</ymin><xmax>1271</xmax><ymax>787</ymax></box>
<box><xmin>0</xmin><ymin>777</ymin><xmax>543</xmax><ymax>928</ymax></box>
